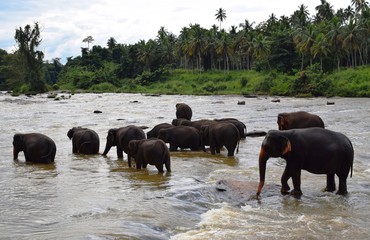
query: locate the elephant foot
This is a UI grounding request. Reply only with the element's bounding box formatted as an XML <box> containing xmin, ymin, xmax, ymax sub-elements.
<box><xmin>323</xmin><ymin>186</ymin><xmax>336</xmax><ymax>192</ymax></box>
<box><xmin>336</xmin><ymin>189</ymin><xmax>348</xmax><ymax>195</ymax></box>
<box><xmin>290</xmin><ymin>189</ymin><xmax>303</xmax><ymax>197</ymax></box>
<box><xmin>280</xmin><ymin>186</ymin><xmax>290</xmax><ymax>195</ymax></box>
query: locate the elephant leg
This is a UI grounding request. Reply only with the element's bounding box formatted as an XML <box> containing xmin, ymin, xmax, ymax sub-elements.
<box><xmin>336</xmin><ymin>175</ymin><xmax>348</xmax><ymax>195</ymax></box>
<box><xmin>169</xmin><ymin>143</ymin><xmax>177</xmax><ymax>151</ymax></box>
<box><xmin>72</xmin><ymin>142</ymin><xmax>78</xmax><ymax>153</ymax></box>
<box><xmin>226</xmin><ymin>144</ymin><xmax>235</xmax><ymax>156</ymax></box>
<box><xmin>290</xmin><ymin>170</ymin><xmax>302</xmax><ymax>196</ymax></box>
<box><xmin>210</xmin><ymin>145</ymin><xmax>216</xmax><ymax>155</ymax></box>
<box><xmin>281</xmin><ymin>166</ymin><xmax>291</xmax><ymax>194</ymax></box>
<box><xmin>136</xmin><ymin>159</ymin><xmax>142</xmax><ymax>169</ymax></box>
<box><xmin>156</xmin><ymin>164</ymin><xmax>164</xmax><ymax>173</ymax></box>
<box><xmin>128</xmin><ymin>155</ymin><xmax>132</xmax><ymax>167</ymax></box>
<box><xmin>165</xmin><ymin>159</ymin><xmax>171</xmax><ymax>172</ymax></box>
<box><xmin>116</xmin><ymin>146</ymin><xmax>124</xmax><ymax>158</ymax></box>
<box><xmin>324</xmin><ymin>174</ymin><xmax>336</xmax><ymax>192</ymax></box>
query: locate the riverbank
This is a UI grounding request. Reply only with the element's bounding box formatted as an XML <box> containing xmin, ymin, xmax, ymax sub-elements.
<box><xmin>58</xmin><ymin>65</ymin><xmax>370</xmax><ymax>97</ymax></box>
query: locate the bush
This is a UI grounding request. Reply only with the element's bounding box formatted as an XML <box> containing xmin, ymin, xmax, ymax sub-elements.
<box><xmin>240</xmin><ymin>77</ymin><xmax>248</xmax><ymax>87</ymax></box>
<box><xmin>89</xmin><ymin>82</ymin><xmax>117</xmax><ymax>92</ymax></box>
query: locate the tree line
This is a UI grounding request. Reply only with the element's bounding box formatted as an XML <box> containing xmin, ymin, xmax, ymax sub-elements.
<box><xmin>0</xmin><ymin>0</ymin><xmax>369</xmax><ymax>93</ymax></box>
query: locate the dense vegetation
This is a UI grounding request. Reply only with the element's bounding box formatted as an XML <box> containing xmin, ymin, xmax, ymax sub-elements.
<box><xmin>0</xmin><ymin>0</ymin><xmax>369</xmax><ymax>97</ymax></box>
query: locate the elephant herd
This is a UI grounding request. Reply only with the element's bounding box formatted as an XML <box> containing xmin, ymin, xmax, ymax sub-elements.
<box><xmin>12</xmin><ymin>102</ymin><xmax>354</xmax><ymax>198</ymax></box>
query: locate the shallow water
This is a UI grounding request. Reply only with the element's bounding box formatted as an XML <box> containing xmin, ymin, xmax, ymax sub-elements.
<box><xmin>0</xmin><ymin>93</ymin><xmax>369</xmax><ymax>239</ymax></box>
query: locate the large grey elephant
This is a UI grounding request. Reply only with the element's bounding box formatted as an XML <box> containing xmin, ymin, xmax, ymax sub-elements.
<box><xmin>214</xmin><ymin>118</ymin><xmax>247</xmax><ymax>139</ymax></box>
<box><xmin>172</xmin><ymin>118</ymin><xmax>216</xmax><ymax>131</ymax></box>
<box><xmin>67</xmin><ymin>127</ymin><xmax>100</xmax><ymax>154</ymax></box>
<box><xmin>200</xmin><ymin>122</ymin><xmax>240</xmax><ymax>156</ymax></box>
<box><xmin>146</xmin><ymin>123</ymin><xmax>173</xmax><ymax>138</ymax></box>
<box><xmin>128</xmin><ymin>139</ymin><xmax>171</xmax><ymax>172</ymax></box>
<box><xmin>158</xmin><ymin>125</ymin><xmax>201</xmax><ymax>151</ymax></box>
<box><xmin>257</xmin><ymin>128</ymin><xmax>354</xmax><ymax>198</ymax></box>
<box><xmin>277</xmin><ymin>111</ymin><xmax>325</xmax><ymax>130</ymax></box>
<box><xmin>102</xmin><ymin>125</ymin><xmax>146</xmax><ymax>161</ymax></box>
<box><xmin>13</xmin><ymin>133</ymin><xmax>56</xmax><ymax>164</ymax></box>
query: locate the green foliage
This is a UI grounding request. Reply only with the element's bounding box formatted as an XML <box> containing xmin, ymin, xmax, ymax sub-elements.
<box><xmin>134</xmin><ymin>67</ymin><xmax>170</xmax><ymax>85</ymax></box>
<box><xmin>14</xmin><ymin>22</ymin><xmax>46</xmax><ymax>93</ymax></box>
<box><xmin>88</xmin><ymin>82</ymin><xmax>117</xmax><ymax>93</ymax></box>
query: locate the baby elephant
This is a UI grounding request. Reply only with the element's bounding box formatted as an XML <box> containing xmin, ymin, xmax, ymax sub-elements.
<box><xmin>13</xmin><ymin>133</ymin><xmax>56</xmax><ymax>164</ymax></box>
<box><xmin>128</xmin><ymin>139</ymin><xmax>171</xmax><ymax>173</ymax></box>
<box><xmin>67</xmin><ymin>127</ymin><xmax>100</xmax><ymax>154</ymax></box>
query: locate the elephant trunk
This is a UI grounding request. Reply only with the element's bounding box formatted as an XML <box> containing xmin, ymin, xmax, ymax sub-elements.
<box><xmin>13</xmin><ymin>148</ymin><xmax>19</xmax><ymax>160</ymax></box>
<box><xmin>200</xmin><ymin>135</ymin><xmax>206</xmax><ymax>152</ymax></box>
<box><xmin>102</xmin><ymin>143</ymin><xmax>111</xmax><ymax>156</ymax></box>
<box><xmin>257</xmin><ymin>147</ymin><xmax>269</xmax><ymax>197</ymax></box>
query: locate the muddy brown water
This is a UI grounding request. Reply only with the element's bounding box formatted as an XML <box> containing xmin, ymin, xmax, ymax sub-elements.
<box><xmin>0</xmin><ymin>93</ymin><xmax>369</xmax><ymax>239</ymax></box>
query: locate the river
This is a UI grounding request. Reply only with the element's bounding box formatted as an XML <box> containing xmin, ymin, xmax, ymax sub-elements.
<box><xmin>0</xmin><ymin>92</ymin><xmax>369</xmax><ymax>239</ymax></box>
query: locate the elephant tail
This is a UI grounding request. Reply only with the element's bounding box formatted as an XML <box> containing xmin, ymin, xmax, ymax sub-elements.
<box><xmin>348</xmin><ymin>139</ymin><xmax>354</xmax><ymax>178</ymax></box>
<box><xmin>236</xmin><ymin>140</ymin><xmax>240</xmax><ymax>154</ymax></box>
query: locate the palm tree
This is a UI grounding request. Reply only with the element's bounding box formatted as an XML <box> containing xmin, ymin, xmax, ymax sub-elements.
<box><xmin>315</xmin><ymin>0</ymin><xmax>334</xmax><ymax>22</ymax></box>
<box><xmin>216</xmin><ymin>32</ymin><xmax>232</xmax><ymax>73</ymax></box>
<box><xmin>82</xmin><ymin>36</ymin><xmax>94</xmax><ymax>50</ymax></box>
<box><xmin>295</xmin><ymin>24</ymin><xmax>316</xmax><ymax>69</ymax></box>
<box><xmin>215</xmin><ymin>8</ymin><xmax>227</xmax><ymax>31</ymax></box>
<box><xmin>342</xmin><ymin>18</ymin><xmax>362</xmax><ymax>67</ymax></box>
<box><xmin>107</xmin><ymin>37</ymin><xmax>117</xmax><ymax>50</ymax></box>
<box><xmin>312</xmin><ymin>33</ymin><xmax>330</xmax><ymax>71</ymax></box>
<box><xmin>175</xmin><ymin>26</ymin><xmax>190</xmax><ymax>69</ymax></box>
<box><xmin>327</xmin><ymin>16</ymin><xmax>345</xmax><ymax>71</ymax></box>
<box><xmin>239</xmin><ymin>19</ymin><xmax>254</xmax><ymax>32</ymax></box>
<box><xmin>137</xmin><ymin>39</ymin><xmax>157</xmax><ymax>71</ymax></box>
<box><xmin>359</xmin><ymin>6</ymin><xmax>370</xmax><ymax>64</ymax></box>
<box><xmin>292</xmin><ymin>4</ymin><xmax>310</xmax><ymax>27</ymax></box>
<box><xmin>188</xmin><ymin>24</ymin><xmax>207</xmax><ymax>72</ymax></box>
<box><xmin>352</xmin><ymin>0</ymin><xmax>369</xmax><ymax>13</ymax></box>
<box><xmin>252</xmin><ymin>34</ymin><xmax>272</xmax><ymax>69</ymax></box>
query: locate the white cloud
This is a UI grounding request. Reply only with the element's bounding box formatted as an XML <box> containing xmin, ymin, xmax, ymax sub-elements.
<box><xmin>0</xmin><ymin>0</ymin><xmax>352</xmax><ymax>64</ymax></box>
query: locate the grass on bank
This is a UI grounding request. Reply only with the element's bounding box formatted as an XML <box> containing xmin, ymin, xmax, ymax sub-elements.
<box><xmin>58</xmin><ymin>65</ymin><xmax>370</xmax><ymax>97</ymax></box>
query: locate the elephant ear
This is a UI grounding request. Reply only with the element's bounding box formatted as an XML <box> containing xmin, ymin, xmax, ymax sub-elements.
<box><xmin>277</xmin><ymin>114</ymin><xmax>287</xmax><ymax>130</ymax></box>
<box><xmin>67</xmin><ymin>129</ymin><xmax>74</xmax><ymax>139</ymax></box>
<box><xmin>13</xmin><ymin>134</ymin><xmax>23</xmax><ymax>150</ymax></box>
<box><xmin>281</xmin><ymin>138</ymin><xmax>291</xmax><ymax>155</ymax></box>
<box><xmin>128</xmin><ymin>140</ymin><xmax>139</xmax><ymax>155</ymax></box>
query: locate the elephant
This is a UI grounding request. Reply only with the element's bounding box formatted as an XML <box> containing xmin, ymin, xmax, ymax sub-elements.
<box><xmin>176</xmin><ymin>103</ymin><xmax>193</xmax><ymax>120</ymax></box>
<box><xmin>157</xmin><ymin>125</ymin><xmax>201</xmax><ymax>151</ymax></box>
<box><xmin>200</xmin><ymin>122</ymin><xmax>240</xmax><ymax>156</ymax></box>
<box><xmin>67</xmin><ymin>127</ymin><xmax>100</xmax><ymax>154</ymax></box>
<box><xmin>256</xmin><ymin>128</ymin><xmax>354</xmax><ymax>198</ymax></box>
<box><xmin>128</xmin><ymin>139</ymin><xmax>171</xmax><ymax>172</ymax></box>
<box><xmin>102</xmin><ymin>125</ymin><xmax>146</xmax><ymax>163</ymax></box>
<box><xmin>214</xmin><ymin>118</ymin><xmax>247</xmax><ymax>139</ymax></box>
<box><xmin>13</xmin><ymin>133</ymin><xmax>56</xmax><ymax>164</ymax></box>
<box><xmin>277</xmin><ymin>111</ymin><xmax>325</xmax><ymax>130</ymax></box>
<box><xmin>146</xmin><ymin>123</ymin><xmax>173</xmax><ymax>138</ymax></box>
<box><xmin>172</xmin><ymin>118</ymin><xmax>216</xmax><ymax>132</ymax></box>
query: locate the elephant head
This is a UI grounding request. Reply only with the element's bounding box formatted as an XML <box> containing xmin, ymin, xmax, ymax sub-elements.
<box><xmin>157</xmin><ymin>129</ymin><xmax>168</xmax><ymax>143</ymax></box>
<box><xmin>277</xmin><ymin>113</ymin><xmax>288</xmax><ymax>130</ymax></box>
<box><xmin>102</xmin><ymin>128</ymin><xmax>118</xmax><ymax>155</ymax></box>
<box><xmin>13</xmin><ymin>134</ymin><xmax>24</xmax><ymax>160</ymax></box>
<box><xmin>257</xmin><ymin>131</ymin><xmax>292</xmax><ymax>196</ymax></box>
<box><xmin>67</xmin><ymin>127</ymin><xmax>80</xmax><ymax>140</ymax></box>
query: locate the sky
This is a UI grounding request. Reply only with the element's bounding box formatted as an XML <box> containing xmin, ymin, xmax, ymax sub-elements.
<box><xmin>0</xmin><ymin>0</ymin><xmax>353</xmax><ymax>64</ymax></box>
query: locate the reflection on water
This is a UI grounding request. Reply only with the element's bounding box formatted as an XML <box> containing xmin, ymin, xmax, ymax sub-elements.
<box><xmin>0</xmin><ymin>93</ymin><xmax>369</xmax><ymax>239</ymax></box>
